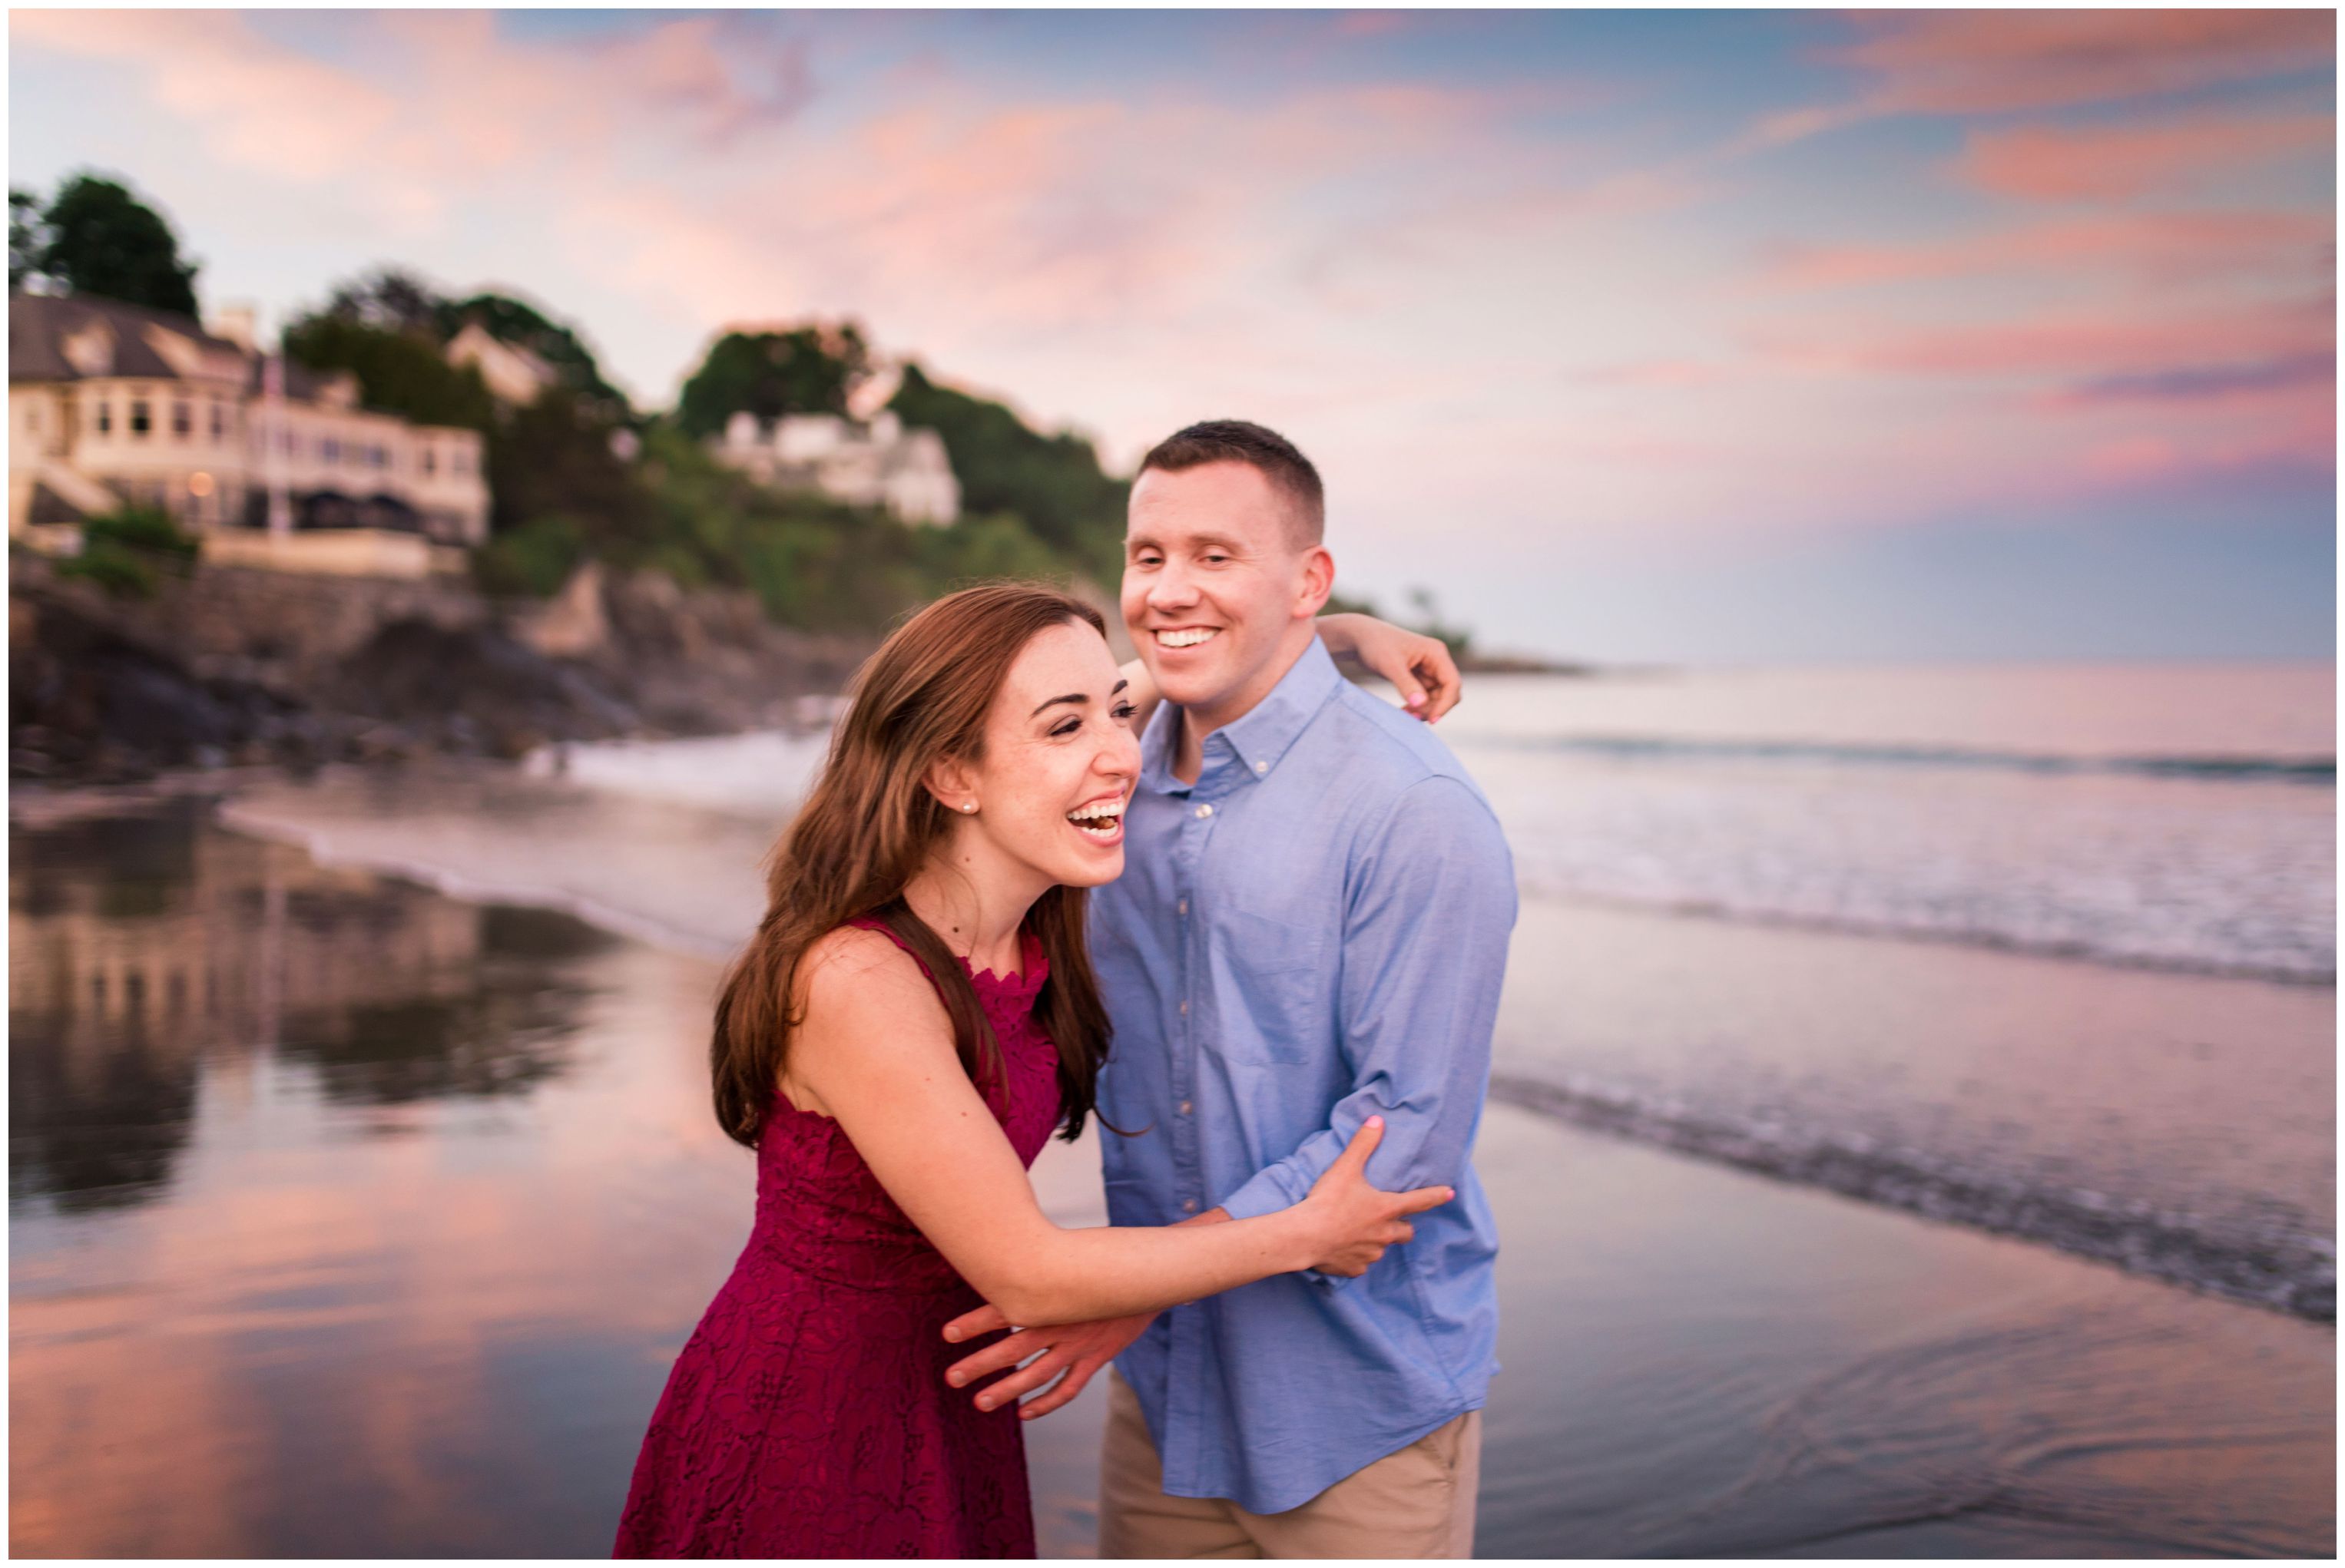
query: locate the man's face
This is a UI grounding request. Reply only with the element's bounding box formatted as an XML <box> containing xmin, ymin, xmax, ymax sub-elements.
<box><xmin>1121</xmin><ymin>461</ymin><xmax>1329</xmax><ymax>719</ymax></box>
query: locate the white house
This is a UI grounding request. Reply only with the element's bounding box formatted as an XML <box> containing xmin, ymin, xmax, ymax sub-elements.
<box><xmin>8</xmin><ymin>291</ymin><xmax>489</xmax><ymax>574</ymax></box>
<box><xmin>712</xmin><ymin>408</ymin><xmax>960</xmax><ymax>525</ymax></box>
<box><xmin>445</xmin><ymin>319</ymin><xmax>558</xmax><ymax>408</ymax></box>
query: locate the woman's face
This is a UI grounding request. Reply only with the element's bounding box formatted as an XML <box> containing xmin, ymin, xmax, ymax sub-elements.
<box><xmin>947</xmin><ymin>619</ymin><xmax>1142</xmax><ymax>890</ymax></box>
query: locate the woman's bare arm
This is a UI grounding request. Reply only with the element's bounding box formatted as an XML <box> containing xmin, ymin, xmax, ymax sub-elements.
<box><xmin>787</xmin><ymin>928</ymin><xmax>1446</xmax><ymax>1327</ymax></box>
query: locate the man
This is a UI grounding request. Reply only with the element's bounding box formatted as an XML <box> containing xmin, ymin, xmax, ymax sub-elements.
<box><xmin>946</xmin><ymin>420</ymin><xmax>1515</xmax><ymax>1556</ymax></box>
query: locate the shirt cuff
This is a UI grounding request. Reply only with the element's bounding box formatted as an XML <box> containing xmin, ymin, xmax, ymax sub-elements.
<box><xmin>1215</xmin><ymin>1169</ymin><xmax>1362</xmax><ymax>1293</ymax></box>
<box><xmin>1214</xmin><ymin>1166</ymin><xmax>1303</xmax><ymax>1223</ymax></box>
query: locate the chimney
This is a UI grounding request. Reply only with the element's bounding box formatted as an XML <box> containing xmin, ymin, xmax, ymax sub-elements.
<box><xmin>209</xmin><ymin>304</ymin><xmax>257</xmax><ymax>352</ymax></box>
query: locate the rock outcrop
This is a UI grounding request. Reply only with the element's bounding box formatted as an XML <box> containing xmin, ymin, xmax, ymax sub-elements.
<box><xmin>10</xmin><ymin>551</ymin><xmax>871</xmax><ymax>783</ymax></box>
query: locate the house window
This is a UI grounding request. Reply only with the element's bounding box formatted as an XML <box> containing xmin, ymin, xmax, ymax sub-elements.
<box><xmin>131</xmin><ymin>400</ymin><xmax>151</xmax><ymax>437</ymax></box>
<box><xmin>96</xmin><ymin>402</ymin><xmax>111</xmax><ymax>435</ymax></box>
<box><xmin>421</xmin><ymin>446</ymin><xmax>436</xmax><ymax>476</ymax></box>
<box><xmin>210</xmin><ymin>400</ymin><xmax>225</xmax><ymax>441</ymax></box>
<box><xmin>322</xmin><ymin>437</ymin><xmax>340</xmax><ymax>463</ymax></box>
<box><xmin>25</xmin><ymin>406</ymin><xmax>38</xmax><ymax>433</ymax></box>
<box><xmin>173</xmin><ymin>401</ymin><xmax>192</xmax><ymax>438</ymax></box>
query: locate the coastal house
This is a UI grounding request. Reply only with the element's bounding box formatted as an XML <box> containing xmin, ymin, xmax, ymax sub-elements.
<box><xmin>711</xmin><ymin>409</ymin><xmax>960</xmax><ymax>525</ymax></box>
<box><xmin>8</xmin><ymin>291</ymin><xmax>489</xmax><ymax>576</ymax></box>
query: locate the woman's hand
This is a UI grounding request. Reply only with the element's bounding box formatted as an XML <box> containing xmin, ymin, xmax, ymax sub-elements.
<box><xmin>1299</xmin><ymin>1116</ymin><xmax>1455</xmax><ymax>1276</ymax></box>
<box><xmin>1315</xmin><ymin>613</ymin><xmax>1462</xmax><ymax>722</ymax></box>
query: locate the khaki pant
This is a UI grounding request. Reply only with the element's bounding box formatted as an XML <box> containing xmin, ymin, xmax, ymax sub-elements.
<box><xmin>1098</xmin><ymin>1370</ymin><xmax>1482</xmax><ymax>1559</ymax></box>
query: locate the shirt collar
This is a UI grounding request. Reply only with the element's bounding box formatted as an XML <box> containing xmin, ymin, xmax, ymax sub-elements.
<box><xmin>1138</xmin><ymin>634</ymin><xmax>1345</xmax><ymax>792</ymax></box>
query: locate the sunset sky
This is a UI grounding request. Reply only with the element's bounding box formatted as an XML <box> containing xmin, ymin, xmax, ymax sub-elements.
<box><xmin>10</xmin><ymin>8</ymin><xmax>2334</xmax><ymax>662</ymax></box>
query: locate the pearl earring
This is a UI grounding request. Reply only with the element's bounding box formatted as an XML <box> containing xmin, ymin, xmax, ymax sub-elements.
<box><xmin>962</xmin><ymin>802</ymin><xmax>976</xmax><ymax>813</ymax></box>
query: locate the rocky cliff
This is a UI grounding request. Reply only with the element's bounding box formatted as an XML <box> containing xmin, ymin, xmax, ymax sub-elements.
<box><xmin>10</xmin><ymin>552</ymin><xmax>871</xmax><ymax>782</ymax></box>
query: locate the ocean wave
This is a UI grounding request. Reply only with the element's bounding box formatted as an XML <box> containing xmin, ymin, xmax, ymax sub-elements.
<box><xmin>1456</xmin><ymin>733</ymin><xmax>2336</xmax><ymax>786</ymax></box>
<box><xmin>1488</xmin><ymin>1071</ymin><xmax>2336</xmax><ymax>1322</ymax></box>
<box><xmin>1512</xmin><ymin>881</ymin><xmax>2338</xmax><ymax>987</ymax></box>
<box><xmin>217</xmin><ymin>800</ymin><xmax>746</xmax><ymax>964</ymax></box>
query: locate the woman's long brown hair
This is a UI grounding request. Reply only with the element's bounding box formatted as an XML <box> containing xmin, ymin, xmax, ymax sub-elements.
<box><xmin>710</xmin><ymin>582</ymin><xmax>1118</xmax><ymax>1150</ymax></box>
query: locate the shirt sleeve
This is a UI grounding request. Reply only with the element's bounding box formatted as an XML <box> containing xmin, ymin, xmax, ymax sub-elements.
<box><xmin>1213</xmin><ymin>774</ymin><xmax>1517</xmax><ymax>1285</ymax></box>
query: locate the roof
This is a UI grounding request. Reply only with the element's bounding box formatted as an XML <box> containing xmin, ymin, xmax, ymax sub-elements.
<box><xmin>9</xmin><ymin>289</ymin><xmax>250</xmax><ymax>385</ymax></box>
<box><xmin>241</xmin><ymin>352</ymin><xmax>344</xmax><ymax>402</ymax></box>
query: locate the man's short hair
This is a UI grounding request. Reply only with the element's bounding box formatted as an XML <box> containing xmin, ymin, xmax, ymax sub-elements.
<box><xmin>1136</xmin><ymin>419</ymin><xmax>1325</xmax><ymax>548</ymax></box>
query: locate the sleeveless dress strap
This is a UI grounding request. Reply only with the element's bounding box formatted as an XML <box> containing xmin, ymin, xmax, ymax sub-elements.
<box><xmin>845</xmin><ymin>913</ymin><xmax>942</xmax><ymax>994</ymax></box>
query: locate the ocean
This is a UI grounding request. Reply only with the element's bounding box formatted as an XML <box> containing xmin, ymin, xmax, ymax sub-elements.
<box><xmin>230</xmin><ymin>659</ymin><xmax>2334</xmax><ymax>1316</ymax></box>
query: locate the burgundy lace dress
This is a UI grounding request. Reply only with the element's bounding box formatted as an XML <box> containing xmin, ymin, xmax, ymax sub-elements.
<box><xmin>614</xmin><ymin>921</ymin><xmax>1062</xmax><ymax>1559</ymax></box>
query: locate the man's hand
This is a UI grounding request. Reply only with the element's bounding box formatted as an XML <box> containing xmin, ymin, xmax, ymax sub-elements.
<box><xmin>1315</xmin><ymin>612</ymin><xmax>1462</xmax><ymax>723</ymax></box>
<box><xmin>941</xmin><ymin>1207</ymin><xmax>1229</xmax><ymax>1419</ymax></box>
<box><xmin>941</xmin><ymin>1303</ymin><xmax>1157</xmax><ymax>1420</ymax></box>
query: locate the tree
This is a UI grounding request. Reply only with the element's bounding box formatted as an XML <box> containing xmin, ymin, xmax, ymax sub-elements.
<box><xmin>318</xmin><ymin>266</ymin><xmax>448</xmax><ymax>338</ymax></box>
<box><xmin>675</xmin><ymin>324</ymin><xmax>870</xmax><ymax>438</ymax></box>
<box><xmin>887</xmin><ymin>362</ymin><xmax>1129</xmax><ymax>582</ymax></box>
<box><xmin>488</xmin><ymin>394</ymin><xmax>656</xmax><ymax>547</ymax></box>
<box><xmin>282</xmin><ymin>316</ymin><xmax>497</xmax><ymax>433</ymax></box>
<box><xmin>16</xmin><ymin>174</ymin><xmax>200</xmax><ymax>316</ymax></box>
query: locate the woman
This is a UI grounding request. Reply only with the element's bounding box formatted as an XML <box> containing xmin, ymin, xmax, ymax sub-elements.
<box><xmin>614</xmin><ymin>584</ymin><xmax>1456</xmax><ymax>1558</ymax></box>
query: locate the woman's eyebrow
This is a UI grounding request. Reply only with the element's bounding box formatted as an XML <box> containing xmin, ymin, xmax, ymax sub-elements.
<box><xmin>1030</xmin><ymin>678</ymin><xmax>1129</xmax><ymax>719</ymax></box>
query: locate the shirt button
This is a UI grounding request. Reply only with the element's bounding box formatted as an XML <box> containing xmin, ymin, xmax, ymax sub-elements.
<box><xmin>1254</xmin><ymin>760</ymin><xmax>1269</xmax><ymax>773</ymax></box>
<box><xmin>1195</xmin><ymin>802</ymin><xmax>1213</xmax><ymax>819</ymax></box>
<box><xmin>1181</xmin><ymin>1199</ymin><xmax>1198</xmax><ymax>1213</ymax></box>
<box><xmin>1179</xmin><ymin>1100</ymin><xmax>1192</xmax><ymax>1115</ymax></box>
<box><xmin>1177</xmin><ymin>898</ymin><xmax>1187</xmax><ymax>916</ymax></box>
<box><xmin>1178</xmin><ymin>1000</ymin><xmax>1188</xmax><ymax>1015</ymax></box>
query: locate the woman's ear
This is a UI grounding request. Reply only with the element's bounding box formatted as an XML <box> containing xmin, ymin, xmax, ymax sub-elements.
<box><xmin>924</xmin><ymin>756</ymin><xmax>980</xmax><ymax>817</ymax></box>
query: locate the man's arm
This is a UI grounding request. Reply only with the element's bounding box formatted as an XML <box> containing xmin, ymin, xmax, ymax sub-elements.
<box><xmin>1211</xmin><ymin>775</ymin><xmax>1516</xmax><ymax>1283</ymax></box>
<box><xmin>941</xmin><ymin>1208</ymin><xmax>1230</xmax><ymax>1418</ymax></box>
<box><xmin>942</xmin><ymin>776</ymin><xmax>1512</xmax><ymax>1414</ymax></box>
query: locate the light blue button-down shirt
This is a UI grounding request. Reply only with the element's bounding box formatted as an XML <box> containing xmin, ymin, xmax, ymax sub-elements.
<box><xmin>1089</xmin><ymin>636</ymin><xmax>1516</xmax><ymax>1515</ymax></box>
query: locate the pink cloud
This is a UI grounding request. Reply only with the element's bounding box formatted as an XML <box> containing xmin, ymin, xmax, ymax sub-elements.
<box><xmin>1830</xmin><ymin>10</ymin><xmax>2334</xmax><ymax>117</ymax></box>
<box><xmin>15</xmin><ymin>10</ymin><xmax>402</xmax><ymax>184</ymax></box>
<box><xmin>1764</xmin><ymin>210</ymin><xmax>2332</xmax><ymax>292</ymax></box>
<box><xmin>1762</xmin><ymin>298</ymin><xmax>2332</xmax><ymax>381</ymax></box>
<box><xmin>2040</xmin><ymin>349</ymin><xmax>2335</xmax><ymax>409</ymax></box>
<box><xmin>12</xmin><ymin>10</ymin><xmax>812</xmax><ymax>196</ymax></box>
<box><xmin>1737</xmin><ymin>12</ymin><xmax>2333</xmax><ymax>157</ymax></box>
<box><xmin>1955</xmin><ymin>111</ymin><xmax>2333</xmax><ymax>202</ymax></box>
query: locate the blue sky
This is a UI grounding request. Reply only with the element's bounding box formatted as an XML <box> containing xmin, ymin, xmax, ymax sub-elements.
<box><xmin>11</xmin><ymin>8</ymin><xmax>2333</xmax><ymax>663</ymax></box>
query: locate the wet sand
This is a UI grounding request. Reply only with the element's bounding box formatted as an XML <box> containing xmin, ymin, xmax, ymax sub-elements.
<box><xmin>1025</xmin><ymin>1107</ymin><xmax>2334</xmax><ymax>1557</ymax></box>
<box><xmin>8</xmin><ymin>797</ymin><xmax>2333</xmax><ymax>1556</ymax></box>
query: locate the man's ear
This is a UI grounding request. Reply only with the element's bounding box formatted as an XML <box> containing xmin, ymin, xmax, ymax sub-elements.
<box><xmin>1295</xmin><ymin>545</ymin><xmax>1336</xmax><ymax>620</ymax></box>
<box><xmin>924</xmin><ymin>755</ymin><xmax>979</xmax><ymax>815</ymax></box>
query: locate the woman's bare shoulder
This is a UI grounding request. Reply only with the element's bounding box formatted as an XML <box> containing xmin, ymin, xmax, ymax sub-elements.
<box><xmin>793</xmin><ymin>924</ymin><xmax>947</xmax><ymax>1039</ymax></box>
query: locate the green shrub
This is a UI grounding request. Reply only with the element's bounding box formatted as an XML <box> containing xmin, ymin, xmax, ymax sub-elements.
<box><xmin>82</xmin><ymin>503</ymin><xmax>197</xmax><ymax>561</ymax></box>
<box><xmin>472</xmin><ymin>514</ymin><xmax>586</xmax><ymax>597</ymax></box>
<box><xmin>55</xmin><ymin>504</ymin><xmax>197</xmax><ymax>598</ymax></box>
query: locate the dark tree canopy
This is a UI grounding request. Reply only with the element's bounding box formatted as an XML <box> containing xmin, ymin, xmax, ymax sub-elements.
<box><xmin>675</xmin><ymin>324</ymin><xmax>870</xmax><ymax>438</ymax></box>
<box><xmin>488</xmin><ymin>395</ymin><xmax>654</xmax><ymax>543</ymax></box>
<box><xmin>887</xmin><ymin>362</ymin><xmax>1128</xmax><ymax>583</ymax></box>
<box><xmin>13</xmin><ymin>174</ymin><xmax>200</xmax><ymax>317</ymax></box>
<box><xmin>283</xmin><ymin>316</ymin><xmax>497</xmax><ymax>434</ymax></box>
<box><xmin>318</xmin><ymin>266</ymin><xmax>447</xmax><ymax>339</ymax></box>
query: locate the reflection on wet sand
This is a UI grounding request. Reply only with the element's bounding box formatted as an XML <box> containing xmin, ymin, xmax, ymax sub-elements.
<box><xmin>11</xmin><ymin>798</ymin><xmax>681</xmax><ymax>1557</ymax></box>
<box><xmin>12</xmin><ymin>799</ymin><xmax>603</xmax><ymax>1214</ymax></box>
